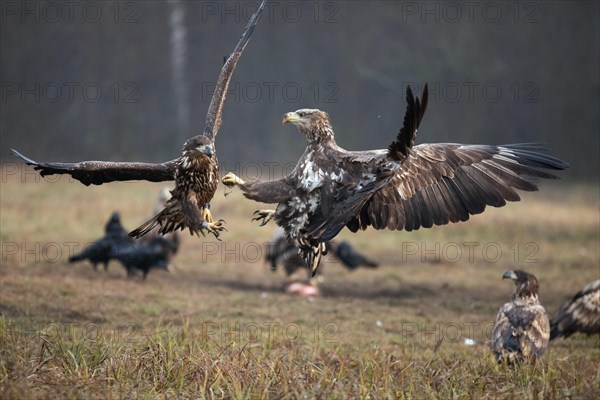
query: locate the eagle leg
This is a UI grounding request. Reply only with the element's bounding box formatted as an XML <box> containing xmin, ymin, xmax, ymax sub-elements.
<box><xmin>222</xmin><ymin>172</ymin><xmax>245</xmax><ymax>187</ymax></box>
<box><xmin>252</xmin><ymin>209</ymin><xmax>275</xmax><ymax>226</ymax></box>
<box><xmin>200</xmin><ymin>219</ymin><xmax>227</xmax><ymax>240</ymax></box>
<box><xmin>203</xmin><ymin>207</ymin><xmax>213</xmax><ymax>223</ymax></box>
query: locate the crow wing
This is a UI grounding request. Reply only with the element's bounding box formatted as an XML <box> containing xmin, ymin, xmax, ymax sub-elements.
<box><xmin>331</xmin><ymin>240</ymin><xmax>378</xmax><ymax>270</ymax></box>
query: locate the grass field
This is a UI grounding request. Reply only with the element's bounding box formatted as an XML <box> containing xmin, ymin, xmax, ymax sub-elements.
<box><xmin>1</xmin><ymin>167</ymin><xmax>599</xmax><ymax>399</ymax></box>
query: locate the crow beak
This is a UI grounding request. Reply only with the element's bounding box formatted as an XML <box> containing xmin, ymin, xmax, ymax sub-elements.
<box><xmin>282</xmin><ymin>112</ymin><xmax>300</xmax><ymax>124</ymax></box>
<box><xmin>502</xmin><ymin>271</ymin><xmax>518</xmax><ymax>280</ymax></box>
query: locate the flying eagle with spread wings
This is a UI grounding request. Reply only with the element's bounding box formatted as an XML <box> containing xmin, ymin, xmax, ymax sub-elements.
<box><xmin>491</xmin><ymin>270</ymin><xmax>550</xmax><ymax>363</ymax></box>
<box><xmin>550</xmin><ymin>279</ymin><xmax>600</xmax><ymax>340</ymax></box>
<box><xmin>222</xmin><ymin>84</ymin><xmax>568</xmax><ymax>274</ymax></box>
<box><xmin>11</xmin><ymin>0</ymin><xmax>267</xmax><ymax>239</ymax></box>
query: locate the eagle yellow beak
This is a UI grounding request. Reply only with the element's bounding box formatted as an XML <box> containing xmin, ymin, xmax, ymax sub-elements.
<box><xmin>502</xmin><ymin>271</ymin><xmax>518</xmax><ymax>280</ymax></box>
<box><xmin>282</xmin><ymin>112</ymin><xmax>300</xmax><ymax>124</ymax></box>
<box><xmin>197</xmin><ymin>144</ymin><xmax>214</xmax><ymax>157</ymax></box>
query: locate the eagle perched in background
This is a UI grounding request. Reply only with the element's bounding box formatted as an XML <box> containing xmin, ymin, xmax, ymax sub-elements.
<box><xmin>491</xmin><ymin>270</ymin><xmax>550</xmax><ymax>363</ymax></box>
<box><xmin>550</xmin><ymin>279</ymin><xmax>600</xmax><ymax>340</ymax></box>
<box><xmin>11</xmin><ymin>0</ymin><xmax>267</xmax><ymax>240</ymax></box>
<box><xmin>223</xmin><ymin>84</ymin><xmax>568</xmax><ymax>274</ymax></box>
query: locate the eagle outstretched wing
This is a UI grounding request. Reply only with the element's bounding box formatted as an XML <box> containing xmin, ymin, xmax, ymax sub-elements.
<box><xmin>10</xmin><ymin>0</ymin><xmax>267</xmax><ymax>187</ymax></box>
<box><xmin>303</xmin><ymin>85</ymin><xmax>567</xmax><ymax>241</ymax></box>
<box><xmin>203</xmin><ymin>0</ymin><xmax>266</xmax><ymax>140</ymax></box>
<box><xmin>11</xmin><ymin>149</ymin><xmax>178</xmax><ymax>186</ymax></box>
<box><xmin>348</xmin><ymin>142</ymin><xmax>568</xmax><ymax>233</ymax></box>
<box><xmin>305</xmin><ymin>143</ymin><xmax>567</xmax><ymax>241</ymax></box>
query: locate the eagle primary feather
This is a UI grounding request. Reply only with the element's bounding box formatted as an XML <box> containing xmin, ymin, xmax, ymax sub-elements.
<box><xmin>12</xmin><ymin>0</ymin><xmax>267</xmax><ymax>239</ymax></box>
<box><xmin>223</xmin><ymin>84</ymin><xmax>568</xmax><ymax>275</ymax></box>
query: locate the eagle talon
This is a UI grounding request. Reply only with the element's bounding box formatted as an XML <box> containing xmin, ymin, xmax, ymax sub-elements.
<box><xmin>222</xmin><ymin>172</ymin><xmax>245</xmax><ymax>188</ymax></box>
<box><xmin>252</xmin><ymin>209</ymin><xmax>275</xmax><ymax>226</ymax></box>
<box><xmin>201</xmin><ymin>219</ymin><xmax>227</xmax><ymax>240</ymax></box>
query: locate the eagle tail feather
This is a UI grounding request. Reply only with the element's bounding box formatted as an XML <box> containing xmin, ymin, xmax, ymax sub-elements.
<box><xmin>129</xmin><ymin>214</ymin><xmax>162</xmax><ymax>238</ymax></box>
<box><xmin>299</xmin><ymin>243</ymin><xmax>326</xmax><ymax>277</ymax></box>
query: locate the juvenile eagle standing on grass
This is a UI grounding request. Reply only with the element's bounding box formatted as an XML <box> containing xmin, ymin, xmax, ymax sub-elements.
<box><xmin>222</xmin><ymin>84</ymin><xmax>568</xmax><ymax>274</ymax></box>
<box><xmin>11</xmin><ymin>0</ymin><xmax>267</xmax><ymax>239</ymax></box>
<box><xmin>550</xmin><ymin>279</ymin><xmax>600</xmax><ymax>340</ymax></box>
<box><xmin>491</xmin><ymin>270</ymin><xmax>550</xmax><ymax>363</ymax></box>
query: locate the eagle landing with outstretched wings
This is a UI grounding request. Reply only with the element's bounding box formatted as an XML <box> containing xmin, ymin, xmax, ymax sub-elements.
<box><xmin>11</xmin><ymin>0</ymin><xmax>267</xmax><ymax>240</ymax></box>
<box><xmin>223</xmin><ymin>84</ymin><xmax>568</xmax><ymax>274</ymax></box>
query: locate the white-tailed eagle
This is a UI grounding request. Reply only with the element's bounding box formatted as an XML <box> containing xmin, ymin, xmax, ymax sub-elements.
<box><xmin>222</xmin><ymin>84</ymin><xmax>568</xmax><ymax>273</ymax></box>
<box><xmin>491</xmin><ymin>270</ymin><xmax>550</xmax><ymax>363</ymax></box>
<box><xmin>11</xmin><ymin>0</ymin><xmax>267</xmax><ymax>240</ymax></box>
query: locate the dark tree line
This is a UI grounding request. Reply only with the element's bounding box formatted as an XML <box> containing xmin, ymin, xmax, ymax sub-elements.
<box><xmin>1</xmin><ymin>1</ymin><xmax>598</xmax><ymax>180</ymax></box>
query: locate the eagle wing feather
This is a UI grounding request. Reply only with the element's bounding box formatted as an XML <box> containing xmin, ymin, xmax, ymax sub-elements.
<box><xmin>11</xmin><ymin>149</ymin><xmax>178</xmax><ymax>186</ymax></box>
<box><xmin>352</xmin><ymin>143</ymin><xmax>568</xmax><ymax>232</ymax></box>
<box><xmin>202</xmin><ymin>0</ymin><xmax>266</xmax><ymax>140</ymax></box>
<box><xmin>550</xmin><ymin>279</ymin><xmax>600</xmax><ymax>340</ymax></box>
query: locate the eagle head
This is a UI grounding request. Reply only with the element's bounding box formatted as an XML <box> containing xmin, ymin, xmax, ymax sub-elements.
<box><xmin>503</xmin><ymin>269</ymin><xmax>540</xmax><ymax>299</ymax></box>
<box><xmin>282</xmin><ymin>109</ymin><xmax>334</xmax><ymax>143</ymax></box>
<box><xmin>182</xmin><ymin>135</ymin><xmax>215</xmax><ymax>158</ymax></box>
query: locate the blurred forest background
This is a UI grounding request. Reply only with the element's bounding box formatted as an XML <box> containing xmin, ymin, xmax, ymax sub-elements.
<box><xmin>1</xmin><ymin>0</ymin><xmax>598</xmax><ymax>180</ymax></box>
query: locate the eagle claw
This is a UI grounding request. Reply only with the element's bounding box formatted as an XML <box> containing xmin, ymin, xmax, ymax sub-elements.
<box><xmin>252</xmin><ymin>209</ymin><xmax>275</xmax><ymax>227</ymax></box>
<box><xmin>200</xmin><ymin>219</ymin><xmax>227</xmax><ymax>240</ymax></box>
<box><xmin>222</xmin><ymin>172</ymin><xmax>245</xmax><ymax>188</ymax></box>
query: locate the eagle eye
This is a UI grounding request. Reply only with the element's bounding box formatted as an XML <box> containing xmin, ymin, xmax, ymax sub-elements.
<box><xmin>298</xmin><ymin>111</ymin><xmax>306</xmax><ymax>117</ymax></box>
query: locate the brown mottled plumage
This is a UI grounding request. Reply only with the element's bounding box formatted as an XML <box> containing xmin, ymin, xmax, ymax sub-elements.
<box><xmin>137</xmin><ymin>188</ymin><xmax>180</xmax><ymax>246</ymax></box>
<box><xmin>550</xmin><ymin>279</ymin><xmax>600</xmax><ymax>340</ymax></box>
<box><xmin>491</xmin><ymin>270</ymin><xmax>550</xmax><ymax>363</ymax></box>
<box><xmin>130</xmin><ymin>136</ymin><xmax>220</xmax><ymax>237</ymax></box>
<box><xmin>223</xmin><ymin>84</ymin><xmax>568</xmax><ymax>275</ymax></box>
<box><xmin>11</xmin><ymin>0</ymin><xmax>267</xmax><ymax>239</ymax></box>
